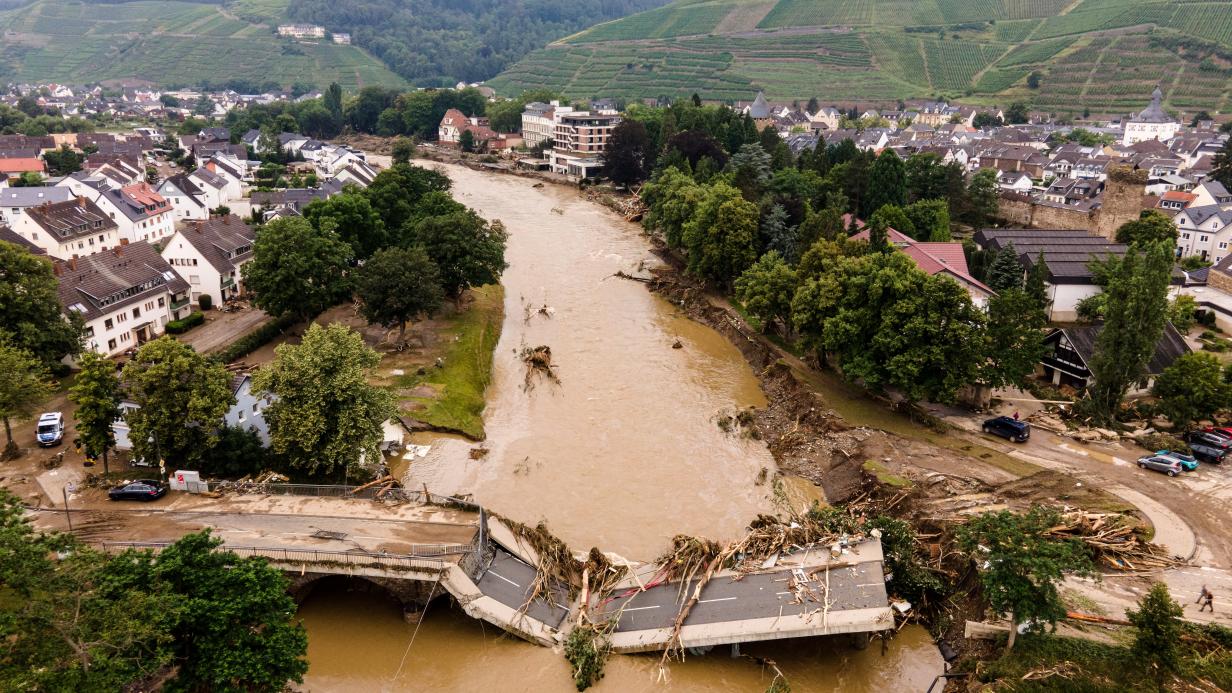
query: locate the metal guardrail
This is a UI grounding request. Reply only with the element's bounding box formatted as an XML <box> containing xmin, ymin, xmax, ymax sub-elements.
<box><xmin>205</xmin><ymin>481</ymin><xmax>482</xmax><ymax>512</ymax></box>
<box><xmin>99</xmin><ymin>541</ymin><xmax>472</xmax><ymax>571</ymax></box>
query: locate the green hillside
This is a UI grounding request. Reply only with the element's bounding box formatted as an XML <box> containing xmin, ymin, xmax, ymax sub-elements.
<box><xmin>488</xmin><ymin>0</ymin><xmax>1232</xmax><ymax>114</ymax></box>
<box><xmin>0</xmin><ymin>0</ymin><xmax>407</xmax><ymax>90</ymax></box>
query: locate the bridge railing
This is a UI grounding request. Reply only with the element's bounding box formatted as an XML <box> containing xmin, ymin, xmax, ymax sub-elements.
<box><xmin>204</xmin><ymin>481</ymin><xmax>482</xmax><ymax>512</ymax></box>
<box><xmin>99</xmin><ymin>541</ymin><xmax>473</xmax><ymax>572</ymax></box>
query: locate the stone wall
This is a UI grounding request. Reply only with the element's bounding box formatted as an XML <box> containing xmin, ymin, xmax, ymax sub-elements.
<box><xmin>994</xmin><ymin>165</ymin><xmax>1147</xmax><ymax>238</ymax></box>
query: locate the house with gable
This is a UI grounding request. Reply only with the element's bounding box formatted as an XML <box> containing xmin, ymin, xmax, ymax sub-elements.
<box><xmin>55</xmin><ymin>241</ymin><xmax>192</xmax><ymax>357</ymax></box>
<box><xmin>93</xmin><ymin>182</ymin><xmax>176</xmax><ymax>244</ymax></box>
<box><xmin>156</xmin><ymin>174</ymin><xmax>209</xmax><ymax>221</ymax></box>
<box><xmin>11</xmin><ymin>196</ymin><xmax>119</xmax><ymax>259</ymax></box>
<box><xmin>159</xmin><ymin>215</ymin><xmax>255</xmax><ymax>307</ymax></box>
<box><xmin>0</xmin><ymin>186</ymin><xmax>75</xmax><ymax>228</ymax></box>
<box><xmin>850</xmin><ymin>222</ymin><xmax>995</xmax><ymax>307</ymax></box>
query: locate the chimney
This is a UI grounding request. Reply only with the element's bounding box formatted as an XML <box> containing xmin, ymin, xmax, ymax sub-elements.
<box><xmin>112</xmin><ymin>245</ymin><xmax>122</xmax><ymax>258</ymax></box>
<box><xmin>68</xmin><ymin>256</ymin><xmax>77</xmax><ymax>271</ymax></box>
<box><xmin>76</xmin><ymin>195</ymin><xmax>86</xmax><ymax>208</ymax></box>
<box><xmin>222</xmin><ymin>215</ymin><xmax>230</xmax><ymax>225</ymax></box>
<box><xmin>119</xmin><ymin>238</ymin><xmax>128</xmax><ymax>246</ymax></box>
<box><xmin>53</xmin><ymin>260</ymin><xmax>63</xmax><ymax>276</ymax></box>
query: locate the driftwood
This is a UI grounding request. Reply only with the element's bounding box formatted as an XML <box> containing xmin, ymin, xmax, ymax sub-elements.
<box><xmin>350</xmin><ymin>474</ymin><xmax>394</xmax><ymax>494</ymax></box>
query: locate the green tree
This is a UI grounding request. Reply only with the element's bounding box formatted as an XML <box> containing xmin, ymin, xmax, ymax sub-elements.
<box><xmin>243</xmin><ymin>217</ymin><xmax>354</xmax><ymax>322</ymax></box>
<box><xmin>68</xmin><ymin>352</ymin><xmax>122</xmax><ymax>474</ymax></box>
<box><xmin>0</xmin><ymin>340</ymin><xmax>53</xmax><ymax>459</ymax></box>
<box><xmin>43</xmin><ymin>144</ymin><xmax>83</xmax><ymax>176</ymax></box>
<box><xmin>1127</xmin><ymin>582</ymin><xmax>1184</xmax><ymax>683</ymax></box>
<box><xmin>354</xmin><ymin>246</ymin><xmax>445</xmax><ymax>341</ymax></box>
<box><xmin>987</xmin><ymin>243</ymin><xmax>1025</xmax><ymax>292</ymax></box>
<box><xmin>363</xmin><ymin>164</ymin><xmax>451</xmax><ymax>231</ymax></box>
<box><xmin>1114</xmin><ymin>210</ymin><xmax>1178</xmax><ymax>245</ymax></box>
<box><xmin>967</xmin><ymin>168</ymin><xmax>1000</xmax><ymax>227</ymax></box>
<box><xmin>1025</xmin><ymin>252</ymin><xmax>1050</xmax><ymax>311</ymax></box>
<box><xmin>868</xmin><ymin>204</ymin><xmax>915</xmax><ymax>239</ymax></box>
<box><xmin>640</xmin><ymin>166</ymin><xmax>704</xmax><ymax>248</ymax></box>
<box><xmin>1168</xmin><ymin>293</ymin><xmax>1198</xmax><ymax>334</ymax></box>
<box><xmin>1083</xmin><ymin>240</ymin><xmax>1174</xmax><ymax>424</ymax></box>
<box><xmin>603</xmin><ymin>119</ymin><xmax>651</xmax><ymax>186</ymax></box>
<box><xmin>1005</xmin><ymin>101</ymin><xmax>1030</xmax><ymax>124</ymax></box>
<box><xmin>324</xmin><ymin>82</ymin><xmax>344</xmax><ymax>128</ymax></box>
<box><xmin>729</xmin><ymin>143</ymin><xmax>772</xmax><ymax>200</ymax></box>
<box><xmin>0</xmin><ymin>491</ymin><xmax>176</xmax><ymax>691</ymax></box>
<box><xmin>983</xmin><ymin>288</ymin><xmax>1047</xmax><ymax>389</ymax></box>
<box><xmin>1152</xmin><ymin>352</ymin><xmax>1230</xmax><ymax>429</ymax></box>
<box><xmin>404</xmin><ymin>210</ymin><xmax>507</xmax><ymax>299</ymax></box>
<box><xmin>734</xmin><ymin>251</ymin><xmax>798</xmax><ymax>334</ymax></box>
<box><xmin>458</xmin><ymin>129</ymin><xmax>476</xmax><ymax>153</ymax></box>
<box><xmin>391</xmin><ymin>136</ymin><xmax>416</xmax><ymax>165</ymax></box>
<box><xmin>115</xmin><ymin>530</ymin><xmax>308</xmax><ymax>691</ymax></box>
<box><xmin>795</xmin><ymin>206</ymin><xmax>846</xmax><ymax>255</ymax></box>
<box><xmin>302</xmin><ymin>189</ymin><xmax>387</xmax><ymax>259</ymax></box>
<box><xmin>0</xmin><ymin>241</ymin><xmax>82</xmax><ymax>366</ymax></box>
<box><xmin>681</xmin><ymin>182</ymin><xmax>759</xmax><ymax>286</ymax></box>
<box><xmin>1212</xmin><ymin>137</ymin><xmax>1232</xmax><ymax>192</ymax></box>
<box><xmin>863</xmin><ymin>149</ymin><xmax>907</xmax><ymax>217</ymax></box>
<box><xmin>121</xmin><ymin>337</ymin><xmax>233</xmax><ymax>469</ymax></box>
<box><xmin>904</xmin><ymin>199</ymin><xmax>951</xmax><ymax>241</ymax></box>
<box><xmin>957</xmin><ymin>506</ymin><xmax>1096</xmax><ymax>650</ymax></box>
<box><xmin>254</xmin><ymin>323</ymin><xmax>396</xmax><ymax>477</ymax></box>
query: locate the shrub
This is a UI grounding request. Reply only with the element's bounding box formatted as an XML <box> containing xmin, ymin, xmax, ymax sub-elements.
<box><xmin>1139</xmin><ymin>432</ymin><xmax>1186</xmax><ymax>453</ymax></box>
<box><xmin>199</xmin><ymin>294</ymin><xmax>213</xmax><ymax>311</ymax></box>
<box><xmin>165</xmin><ymin>311</ymin><xmax>205</xmax><ymax>334</ymax></box>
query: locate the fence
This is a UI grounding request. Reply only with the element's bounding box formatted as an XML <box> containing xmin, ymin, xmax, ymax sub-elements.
<box><xmin>205</xmin><ymin>481</ymin><xmax>482</xmax><ymax>512</ymax></box>
<box><xmin>99</xmin><ymin>540</ymin><xmax>473</xmax><ymax>572</ymax></box>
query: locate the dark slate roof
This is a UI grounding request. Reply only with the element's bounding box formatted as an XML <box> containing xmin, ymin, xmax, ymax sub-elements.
<box><xmin>177</xmin><ymin>215</ymin><xmax>254</xmax><ymax>273</ymax></box>
<box><xmin>25</xmin><ymin>197</ymin><xmax>118</xmax><ymax>242</ymax></box>
<box><xmin>0</xmin><ymin>186</ymin><xmax>74</xmax><ymax>207</ymax></box>
<box><xmin>749</xmin><ymin>91</ymin><xmax>771</xmax><ymax>120</ymax></box>
<box><xmin>0</xmin><ymin>224</ymin><xmax>45</xmax><ymax>254</ymax></box>
<box><xmin>56</xmin><ymin>241</ymin><xmax>188</xmax><ymax>321</ymax></box>
<box><xmin>1050</xmin><ymin>323</ymin><xmax>1190</xmax><ymax>376</ymax></box>
<box><xmin>1134</xmin><ymin>87</ymin><xmax>1171</xmax><ymax>124</ymax></box>
<box><xmin>973</xmin><ymin>229</ymin><xmax>1129</xmax><ymax>284</ymax></box>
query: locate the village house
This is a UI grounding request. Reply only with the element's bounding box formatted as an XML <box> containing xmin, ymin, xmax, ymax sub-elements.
<box><xmin>851</xmin><ymin>224</ymin><xmax>995</xmax><ymax>307</ymax></box>
<box><xmin>0</xmin><ymin>186</ymin><xmax>74</xmax><ymax>227</ymax></box>
<box><xmin>11</xmin><ymin>196</ymin><xmax>119</xmax><ymax>259</ymax></box>
<box><xmin>93</xmin><ymin>182</ymin><xmax>175</xmax><ymax>244</ymax></box>
<box><xmin>1122</xmin><ymin>87</ymin><xmax>1180</xmax><ymax>146</ymax></box>
<box><xmin>1040</xmin><ymin>324</ymin><xmax>1190</xmax><ymax>391</ymax></box>
<box><xmin>1175</xmin><ymin>205</ymin><xmax>1232</xmax><ymax>263</ymax></box>
<box><xmin>976</xmin><ymin>144</ymin><xmax>1048</xmax><ymax>178</ymax></box>
<box><xmin>156</xmin><ymin>174</ymin><xmax>209</xmax><ymax>221</ymax></box>
<box><xmin>550</xmin><ymin>112</ymin><xmax>621</xmax><ymax>179</ymax></box>
<box><xmin>0</xmin><ymin>156</ymin><xmax>46</xmax><ymax>183</ymax></box>
<box><xmin>114</xmin><ymin>372</ymin><xmax>272</xmax><ymax>450</ymax></box>
<box><xmin>55</xmin><ymin>241</ymin><xmax>192</xmax><ymax>358</ymax></box>
<box><xmin>159</xmin><ymin>215</ymin><xmax>255</xmax><ymax>308</ymax></box>
<box><xmin>277</xmin><ymin>24</ymin><xmax>325</xmax><ymax>39</ymax></box>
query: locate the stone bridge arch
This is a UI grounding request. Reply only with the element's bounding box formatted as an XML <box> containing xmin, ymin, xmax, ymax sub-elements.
<box><xmin>287</xmin><ymin>572</ymin><xmax>445</xmax><ymax>623</ymax></box>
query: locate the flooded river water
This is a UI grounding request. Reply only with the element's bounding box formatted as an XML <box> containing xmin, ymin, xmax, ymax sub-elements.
<box><xmin>299</xmin><ymin>161</ymin><xmax>943</xmax><ymax>691</ymax></box>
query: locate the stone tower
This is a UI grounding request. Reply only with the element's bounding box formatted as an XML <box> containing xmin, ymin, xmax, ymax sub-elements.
<box><xmin>1093</xmin><ymin>165</ymin><xmax>1148</xmax><ymax>240</ymax></box>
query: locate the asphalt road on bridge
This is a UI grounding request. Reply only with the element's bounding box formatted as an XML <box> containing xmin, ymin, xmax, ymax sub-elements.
<box><xmin>602</xmin><ymin>560</ymin><xmax>887</xmax><ymax>632</ymax></box>
<box><xmin>475</xmin><ymin>549</ymin><xmax>570</xmax><ymax>628</ymax></box>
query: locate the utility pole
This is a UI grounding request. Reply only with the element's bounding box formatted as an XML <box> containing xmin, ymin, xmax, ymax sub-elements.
<box><xmin>62</xmin><ymin>485</ymin><xmax>73</xmax><ymax>532</ymax></box>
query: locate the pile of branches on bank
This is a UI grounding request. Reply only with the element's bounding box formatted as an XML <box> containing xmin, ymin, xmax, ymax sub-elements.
<box><xmin>1046</xmin><ymin>509</ymin><xmax>1183</xmax><ymax>570</ymax></box>
<box><xmin>520</xmin><ymin>344</ymin><xmax>560</xmax><ymax>389</ymax></box>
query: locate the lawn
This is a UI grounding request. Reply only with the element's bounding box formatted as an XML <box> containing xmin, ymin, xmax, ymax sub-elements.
<box><xmin>388</xmin><ymin>285</ymin><xmax>504</xmax><ymax>441</ymax></box>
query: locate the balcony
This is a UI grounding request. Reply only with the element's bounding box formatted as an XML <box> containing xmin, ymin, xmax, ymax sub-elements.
<box><xmin>221</xmin><ymin>277</ymin><xmax>235</xmax><ymax>289</ymax></box>
<box><xmin>170</xmin><ymin>296</ymin><xmax>190</xmax><ymax>311</ymax></box>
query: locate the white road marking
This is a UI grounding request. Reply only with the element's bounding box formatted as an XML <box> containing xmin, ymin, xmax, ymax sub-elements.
<box><xmin>699</xmin><ymin>597</ymin><xmax>737</xmax><ymax>604</ymax></box>
<box><xmin>622</xmin><ymin>605</ymin><xmax>661</xmax><ymax>612</ymax></box>
<box><xmin>486</xmin><ymin>570</ymin><xmax>519</xmax><ymax>588</ymax></box>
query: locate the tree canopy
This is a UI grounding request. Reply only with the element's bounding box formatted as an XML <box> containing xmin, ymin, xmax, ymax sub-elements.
<box><xmin>403</xmin><ymin>210</ymin><xmax>508</xmax><ymax>298</ymax></box>
<box><xmin>354</xmin><ymin>246</ymin><xmax>445</xmax><ymax>340</ymax></box>
<box><xmin>0</xmin><ymin>241</ymin><xmax>82</xmax><ymax>367</ymax></box>
<box><xmin>1151</xmin><ymin>352</ymin><xmax>1230</xmax><ymax>430</ymax></box>
<box><xmin>243</xmin><ymin>216</ymin><xmax>354</xmax><ymax>322</ymax></box>
<box><xmin>302</xmin><ymin>189</ymin><xmax>387</xmax><ymax>259</ymax></box>
<box><xmin>0</xmin><ymin>339</ymin><xmax>53</xmax><ymax>459</ymax></box>
<box><xmin>254</xmin><ymin>323</ymin><xmax>396</xmax><ymax>477</ymax></box>
<box><xmin>69</xmin><ymin>351</ymin><xmax>122</xmax><ymax>474</ymax></box>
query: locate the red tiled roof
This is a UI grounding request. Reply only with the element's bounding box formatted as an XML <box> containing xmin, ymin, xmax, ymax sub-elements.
<box><xmin>1162</xmin><ymin>190</ymin><xmax>1196</xmax><ymax>202</ymax></box>
<box><xmin>0</xmin><ymin>157</ymin><xmax>46</xmax><ymax>174</ymax></box>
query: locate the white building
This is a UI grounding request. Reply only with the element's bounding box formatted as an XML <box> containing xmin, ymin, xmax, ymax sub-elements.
<box><xmin>156</xmin><ymin>174</ymin><xmax>210</xmax><ymax>221</ymax></box>
<box><xmin>277</xmin><ymin>24</ymin><xmax>325</xmax><ymax>39</ymax></box>
<box><xmin>114</xmin><ymin>373</ymin><xmax>272</xmax><ymax>450</ymax></box>
<box><xmin>160</xmin><ymin>215</ymin><xmax>255</xmax><ymax>307</ymax></box>
<box><xmin>11</xmin><ymin>196</ymin><xmax>120</xmax><ymax>259</ymax></box>
<box><xmin>521</xmin><ymin>101</ymin><xmax>572</xmax><ymax>148</ymax></box>
<box><xmin>1122</xmin><ymin>87</ymin><xmax>1180</xmax><ymax>146</ymax></box>
<box><xmin>56</xmin><ymin>241</ymin><xmax>192</xmax><ymax>357</ymax></box>
<box><xmin>92</xmin><ymin>182</ymin><xmax>176</xmax><ymax>244</ymax></box>
<box><xmin>1175</xmin><ymin>205</ymin><xmax>1232</xmax><ymax>263</ymax></box>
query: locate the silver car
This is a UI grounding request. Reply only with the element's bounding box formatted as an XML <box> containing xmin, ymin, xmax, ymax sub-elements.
<box><xmin>1137</xmin><ymin>455</ymin><xmax>1182</xmax><ymax>477</ymax></box>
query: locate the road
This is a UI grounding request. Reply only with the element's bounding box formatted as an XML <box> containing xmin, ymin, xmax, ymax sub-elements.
<box><xmin>177</xmin><ymin>306</ymin><xmax>270</xmax><ymax>356</ymax></box>
<box><xmin>603</xmin><ymin>560</ymin><xmax>886</xmax><ymax>632</ymax></box>
<box><xmin>474</xmin><ymin>549</ymin><xmax>570</xmax><ymax>627</ymax></box>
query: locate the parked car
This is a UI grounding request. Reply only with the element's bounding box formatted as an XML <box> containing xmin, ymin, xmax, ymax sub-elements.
<box><xmin>1137</xmin><ymin>455</ymin><xmax>1183</xmax><ymax>477</ymax></box>
<box><xmin>35</xmin><ymin>412</ymin><xmax>64</xmax><ymax>447</ymax></box>
<box><xmin>1155</xmin><ymin>450</ymin><xmax>1198</xmax><ymax>471</ymax></box>
<box><xmin>1203</xmin><ymin>426</ymin><xmax>1232</xmax><ymax>438</ymax></box>
<box><xmin>1190</xmin><ymin>440</ymin><xmax>1228</xmax><ymax>464</ymax></box>
<box><xmin>982</xmin><ymin>416</ymin><xmax>1030</xmax><ymax>443</ymax></box>
<box><xmin>107</xmin><ymin>480</ymin><xmax>167</xmax><ymax>502</ymax></box>
<box><xmin>1188</xmin><ymin>431</ymin><xmax>1232</xmax><ymax>450</ymax></box>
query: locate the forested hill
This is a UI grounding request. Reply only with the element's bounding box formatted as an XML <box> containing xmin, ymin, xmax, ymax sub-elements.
<box><xmin>490</xmin><ymin>0</ymin><xmax>1232</xmax><ymax>115</ymax></box>
<box><xmin>286</xmin><ymin>0</ymin><xmax>672</xmax><ymax>86</ymax></box>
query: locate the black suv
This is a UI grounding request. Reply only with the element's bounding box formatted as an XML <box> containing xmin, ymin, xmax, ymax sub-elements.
<box><xmin>1188</xmin><ymin>430</ymin><xmax>1232</xmax><ymax>450</ymax></box>
<box><xmin>983</xmin><ymin>416</ymin><xmax>1030</xmax><ymax>443</ymax></box>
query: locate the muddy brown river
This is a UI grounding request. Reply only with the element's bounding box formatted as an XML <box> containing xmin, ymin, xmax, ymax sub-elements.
<box><xmin>299</xmin><ymin>161</ymin><xmax>943</xmax><ymax>691</ymax></box>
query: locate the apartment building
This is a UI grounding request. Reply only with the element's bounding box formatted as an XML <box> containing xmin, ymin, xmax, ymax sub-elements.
<box><xmin>550</xmin><ymin>112</ymin><xmax>620</xmax><ymax>179</ymax></box>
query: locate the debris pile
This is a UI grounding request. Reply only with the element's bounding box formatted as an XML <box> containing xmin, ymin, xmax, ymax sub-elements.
<box><xmin>520</xmin><ymin>345</ymin><xmax>559</xmax><ymax>389</ymax></box>
<box><xmin>1046</xmin><ymin>510</ymin><xmax>1182</xmax><ymax>570</ymax></box>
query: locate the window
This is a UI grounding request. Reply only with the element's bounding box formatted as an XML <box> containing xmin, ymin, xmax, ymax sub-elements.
<box><xmin>158</xmin><ymin>297</ymin><xmax>165</xmax><ymax>308</ymax></box>
<box><xmin>83</xmin><ymin>326</ymin><xmax>94</xmax><ymax>338</ymax></box>
<box><xmin>237</xmin><ymin>410</ymin><xmax>246</xmax><ymax>423</ymax></box>
<box><xmin>104</xmin><ymin>318</ymin><xmax>113</xmax><ymax>330</ymax></box>
<box><xmin>1220</xmin><ymin>242</ymin><xmax>1228</xmax><ymax>250</ymax></box>
<box><xmin>108</xmin><ymin>338</ymin><xmax>116</xmax><ymax>350</ymax></box>
<box><xmin>1182</xmin><ymin>232</ymin><xmax>1191</xmax><ymax>239</ymax></box>
<box><xmin>189</xmin><ymin>275</ymin><xmax>200</xmax><ymax>285</ymax></box>
<box><xmin>132</xmin><ymin>307</ymin><xmax>140</xmax><ymax>319</ymax></box>
<box><xmin>1200</xmin><ymin>235</ymin><xmax>1209</xmax><ymax>243</ymax></box>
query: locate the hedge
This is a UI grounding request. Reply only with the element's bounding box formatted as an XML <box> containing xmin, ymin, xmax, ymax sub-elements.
<box><xmin>165</xmin><ymin>311</ymin><xmax>205</xmax><ymax>334</ymax></box>
<box><xmin>199</xmin><ymin>294</ymin><xmax>213</xmax><ymax>311</ymax></box>
<box><xmin>211</xmin><ymin>314</ymin><xmax>298</xmax><ymax>364</ymax></box>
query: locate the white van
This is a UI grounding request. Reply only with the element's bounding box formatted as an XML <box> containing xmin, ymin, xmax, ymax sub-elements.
<box><xmin>36</xmin><ymin>412</ymin><xmax>64</xmax><ymax>447</ymax></box>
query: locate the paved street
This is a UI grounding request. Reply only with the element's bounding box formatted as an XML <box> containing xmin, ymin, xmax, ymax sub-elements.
<box><xmin>176</xmin><ymin>306</ymin><xmax>270</xmax><ymax>356</ymax></box>
<box><xmin>475</xmin><ymin>549</ymin><xmax>570</xmax><ymax>627</ymax></box>
<box><xmin>604</xmin><ymin>560</ymin><xmax>887</xmax><ymax>632</ymax></box>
